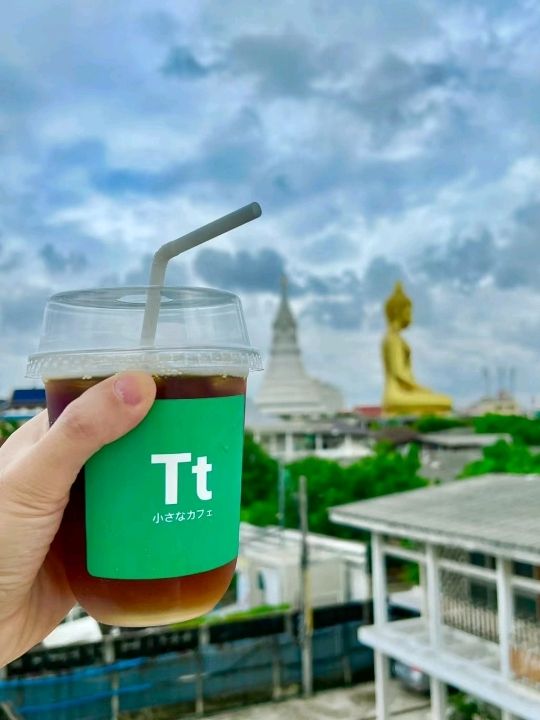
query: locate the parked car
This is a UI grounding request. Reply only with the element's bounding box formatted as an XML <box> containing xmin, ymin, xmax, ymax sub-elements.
<box><xmin>388</xmin><ymin>589</ymin><xmax>429</xmax><ymax>693</ymax></box>
<box><xmin>392</xmin><ymin>659</ymin><xmax>430</xmax><ymax>694</ymax></box>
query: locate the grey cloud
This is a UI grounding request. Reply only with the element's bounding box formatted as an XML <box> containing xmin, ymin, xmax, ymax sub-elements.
<box><xmin>161</xmin><ymin>46</ymin><xmax>215</xmax><ymax>79</ymax></box>
<box><xmin>227</xmin><ymin>33</ymin><xmax>320</xmax><ymax>97</ymax></box>
<box><xmin>0</xmin><ymin>60</ymin><xmax>37</xmax><ymax>112</ymax></box>
<box><xmin>495</xmin><ymin>203</ymin><xmax>540</xmax><ymax>290</ymax></box>
<box><xmin>124</xmin><ymin>252</ymin><xmax>189</xmax><ymax>286</ymax></box>
<box><xmin>161</xmin><ymin>32</ymin><xmax>326</xmax><ymax>97</ymax></box>
<box><xmin>48</xmin><ymin>138</ymin><xmax>106</xmax><ymax>172</ymax></box>
<box><xmin>348</xmin><ymin>53</ymin><xmax>465</xmax><ymax>146</ymax></box>
<box><xmin>221</xmin><ymin>32</ymin><xmax>461</xmax><ymax>115</ymax></box>
<box><xmin>40</xmin><ymin>244</ymin><xmax>88</xmax><ymax>274</ymax></box>
<box><xmin>300</xmin><ymin>269</ymin><xmax>363</xmax><ymax>330</ymax></box>
<box><xmin>141</xmin><ymin>10</ymin><xmax>180</xmax><ymax>43</ymax></box>
<box><xmin>192</xmin><ymin>246</ymin><xmax>364</xmax><ymax>329</ymax></box>
<box><xmin>416</xmin><ymin>228</ymin><xmax>495</xmax><ymax>290</ymax></box>
<box><xmin>403</xmin><ymin>282</ymin><xmax>436</xmax><ymax>329</ymax></box>
<box><xmin>364</xmin><ymin>255</ymin><xmax>405</xmax><ymax>302</ymax></box>
<box><xmin>305</xmin><ymin>235</ymin><xmax>357</xmax><ymax>264</ymax></box>
<box><xmin>359</xmin><ymin>255</ymin><xmax>438</xmax><ymax>330</ymax></box>
<box><xmin>300</xmin><ymin>270</ymin><xmax>361</xmax><ymax>298</ymax></box>
<box><xmin>42</xmin><ymin>42</ymin><xmax>469</xmax><ymax>219</ymax></box>
<box><xmin>503</xmin><ymin>315</ymin><xmax>540</xmax><ymax>355</ymax></box>
<box><xmin>0</xmin><ymin>244</ymin><xmax>23</xmax><ymax>272</ymax></box>
<box><xmin>413</xmin><ymin>207</ymin><xmax>540</xmax><ymax>295</ymax></box>
<box><xmin>194</xmin><ymin>247</ymin><xmax>285</xmax><ymax>292</ymax></box>
<box><xmin>160</xmin><ymin>30</ymin><xmax>467</xmax><ymax>152</ymax></box>
<box><xmin>303</xmin><ymin>297</ymin><xmax>362</xmax><ymax>330</ymax></box>
<box><xmin>415</xmin><ymin>205</ymin><xmax>540</xmax><ymax>294</ymax></box>
<box><xmin>300</xmin><ymin>256</ymin><xmax>414</xmax><ymax>331</ymax></box>
<box><xmin>162</xmin><ymin>37</ymin><xmax>474</xmax><ymax>218</ymax></box>
<box><xmin>0</xmin><ymin>166</ymin><xmax>109</xmax><ymax>268</ymax></box>
<box><xmin>1</xmin><ymin>288</ymin><xmax>50</xmax><ymax>333</ymax></box>
<box><xmin>514</xmin><ymin>202</ymin><xmax>540</xmax><ymax>227</ymax></box>
<box><xmin>78</xmin><ymin>109</ymin><xmax>264</xmax><ymax>197</ymax></box>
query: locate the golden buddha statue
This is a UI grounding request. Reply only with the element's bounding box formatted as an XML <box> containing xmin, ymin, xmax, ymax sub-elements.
<box><xmin>382</xmin><ymin>282</ymin><xmax>452</xmax><ymax>415</ymax></box>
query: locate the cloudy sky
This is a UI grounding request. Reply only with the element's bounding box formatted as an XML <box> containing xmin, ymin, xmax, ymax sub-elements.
<box><xmin>2</xmin><ymin>0</ymin><xmax>540</xmax><ymax>409</ymax></box>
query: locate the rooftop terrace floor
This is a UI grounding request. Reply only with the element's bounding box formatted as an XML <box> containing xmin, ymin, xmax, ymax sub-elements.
<box><xmin>361</xmin><ymin>618</ymin><xmax>540</xmax><ymax>720</ymax></box>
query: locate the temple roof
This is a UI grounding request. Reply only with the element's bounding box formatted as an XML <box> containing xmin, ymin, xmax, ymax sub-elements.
<box><xmin>256</xmin><ymin>275</ymin><xmax>343</xmax><ymax>419</ymax></box>
<box><xmin>273</xmin><ymin>275</ymin><xmax>296</xmax><ymax>331</ymax></box>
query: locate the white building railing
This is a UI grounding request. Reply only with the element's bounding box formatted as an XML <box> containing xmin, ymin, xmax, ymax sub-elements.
<box><xmin>367</xmin><ymin>533</ymin><xmax>540</xmax><ymax>720</ymax></box>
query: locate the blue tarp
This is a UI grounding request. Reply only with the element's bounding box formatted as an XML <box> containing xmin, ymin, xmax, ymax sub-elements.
<box><xmin>1</xmin><ymin>624</ymin><xmax>372</xmax><ymax>720</ymax></box>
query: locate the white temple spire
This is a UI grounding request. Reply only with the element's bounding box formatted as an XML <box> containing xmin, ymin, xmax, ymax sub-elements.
<box><xmin>255</xmin><ymin>274</ymin><xmax>343</xmax><ymax>419</ymax></box>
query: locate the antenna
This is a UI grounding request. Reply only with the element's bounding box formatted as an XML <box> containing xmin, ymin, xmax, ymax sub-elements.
<box><xmin>509</xmin><ymin>366</ymin><xmax>516</xmax><ymax>396</ymax></box>
<box><xmin>496</xmin><ymin>366</ymin><xmax>504</xmax><ymax>396</ymax></box>
<box><xmin>482</xmin><ymin>367</ymin><xmax>490</xmax><ymax>397</ymax></box>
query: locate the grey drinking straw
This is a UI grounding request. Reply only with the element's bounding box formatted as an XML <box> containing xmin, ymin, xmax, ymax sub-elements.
<box><xmin>140</xmin><ymin>202</ymin><xmax>262</xmax><ymax>347</ymax></box>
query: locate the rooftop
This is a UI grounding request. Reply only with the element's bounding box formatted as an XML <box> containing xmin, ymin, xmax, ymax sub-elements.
<box><xmin>330</xmin><ymin>473</ymin><xmax>540</xmax><ymax>563</ymax></box>
<box><xmin>9</xmin><ymin>387</ymin><xmax>46</xmax><ymax>407</ymax></box>
<box><xmin>361</xmin><ymin>618</ymin><xmax>540</xmax><ymax>720</ymax></box>
<box><xmin>211</xmin><ymin>681</ymin><xmax>430</xmax><ymax>720</ymax></box>
<box><xmin>240</xmin><ymin>522</ymin><xmax>367</xmax><ymax>566</ymax></box>
<box><xmin>418</xmin><ymin>430</ymin><xmax>511</xmax><ymax>448</ymax></box>
<box><xmin>248</xmin><ymin>418</ymin><xmax>369</xmax><ymax>437</ymax></box>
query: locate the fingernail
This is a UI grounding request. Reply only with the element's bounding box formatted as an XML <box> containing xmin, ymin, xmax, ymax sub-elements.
<box><xmin>114</xmin><ymin>375</ymin><xmax>143</xmax><ymax>406</ymax></box>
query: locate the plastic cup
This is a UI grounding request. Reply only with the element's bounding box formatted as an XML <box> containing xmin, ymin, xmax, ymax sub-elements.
<box><xmin>27</xmin><ymin>286</ymin><xmax>261</xmax><ymax>627</ymax></box>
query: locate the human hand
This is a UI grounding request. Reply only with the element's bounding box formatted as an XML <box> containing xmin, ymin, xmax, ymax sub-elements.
<box><xmin>0</xmin><ymin>372</ymin><xmax>156</xmax><ymax>667</ymax></box>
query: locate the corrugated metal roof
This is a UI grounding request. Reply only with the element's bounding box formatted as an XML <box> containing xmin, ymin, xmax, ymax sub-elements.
<box><xmin>240</xmin><ymin>522</ymin><xmax>366</xmax><ymax>565</ymax></box>
<box><xmin>330</xmin><ymin>474</ymin><xmax>540</xmax><ymax>562</ymax></box>
<box><xmin>417</xmin><ymin>431</ymin><xmax>511</xmax><ymax>448</ymax></box>
<box><xmin>10</xmin><ymin>388</ymin><xmax>46</xmax><ymax>407</ymax></box>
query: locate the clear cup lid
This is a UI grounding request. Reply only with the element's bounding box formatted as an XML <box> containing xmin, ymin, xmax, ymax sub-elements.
<box><xmin>27</xmin><ymin>286</ymin><xmax>262</xmax><ymax>379</ymax></box>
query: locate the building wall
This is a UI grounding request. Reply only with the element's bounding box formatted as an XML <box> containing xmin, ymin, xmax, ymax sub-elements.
<box><xmin>236</xmin><ymin>555</ymin><xmax>368</xmax><ymax>610</ymax></box>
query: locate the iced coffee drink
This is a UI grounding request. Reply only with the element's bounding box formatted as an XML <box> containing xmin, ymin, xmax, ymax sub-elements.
<box><xmin>28</xmin><ymin>286</ymin><xmax>261</xmax><ymax>626</ymax></box>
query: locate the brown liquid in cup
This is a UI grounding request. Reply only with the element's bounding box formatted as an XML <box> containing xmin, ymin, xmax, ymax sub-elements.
<box><xmin>47</xmin><ymin>374</ymin><xmax>246</xmax><ymax>627</ymax></box>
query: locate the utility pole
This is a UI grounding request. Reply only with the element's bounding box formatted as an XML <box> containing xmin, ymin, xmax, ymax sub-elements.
<box><xmin>278</xmin><ymin>462</ymin><xmax>287</xmax><ymax>542</ymax></box>
<box><xmin>102</xmin><ymin>626</ymin><xmax>119</xmax><ymax>720</ymax></box>
<box><xmin>298</xmin><ymin>474</ymin><xmax>313</xmax><ymax>697</ymax></box>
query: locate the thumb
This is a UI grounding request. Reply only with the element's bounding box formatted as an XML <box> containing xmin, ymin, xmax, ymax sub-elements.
<box><xmin>4</xmin><ymin>372</ymin><xmax>156</xmax><ymax>511</ymax></box>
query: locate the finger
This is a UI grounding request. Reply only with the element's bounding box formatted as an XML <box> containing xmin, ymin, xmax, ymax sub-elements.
<box><xmin>2</xmin><ymin>372</ymin><xmax>156</xmax><ymax>510</ymax></box>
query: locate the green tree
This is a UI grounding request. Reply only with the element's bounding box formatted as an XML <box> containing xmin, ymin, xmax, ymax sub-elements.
<box><xmin>473</xmin><ymin>413</ymin><xmax>540</xmax><ymax>445</ymax></box>
<box><xmin>448</xmin><ymin>693</ymin><xmax>498</xmax><ymax>720</ymax></box>
<box><xmin>340</xmin><ymin>442</ymin><xmax>427</xmax><ymax>500</ymax></box>
<box><xmin>282</xmin><ymin>443</ymin><xmax>428</xmax><ymax>539</ymax></box>
<box><xmin>414</xmin><ymin>415</ymin><xmax>470</xmax><ymax>433</ymax></box>
<box><xmin>241</xmin><ymin>432</ymin><xmax>279</xmax><ymax>526</ymax></box>
<box><xmin>240</xmin><ymin>435</ymin><xmax>429</xmax><ymax>538</ymax></box>
<box><xmin>0</xmin><ymin>421</ymin><xmax>17</xmax><ymax>439</ymax></box>
<box><xmin>285</xmin><ymin>456</ymin><xmax>351</xmax><ymax>537</ymax></box>
<box><xmin>460</xmin><ymin>439</ymin><xmax>540</xmax><ymax>478</ymax></box>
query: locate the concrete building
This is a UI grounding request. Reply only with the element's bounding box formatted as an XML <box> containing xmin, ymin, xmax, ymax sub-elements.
<box><xmin>354</xmin><ymin>405</ymin><xmax>384</xmax><ymax>420</ymax></box>
<box><xmin>249</xmin><ymin>417</ymin><xmax>372</xmax><ymax>463</ymax></box>
<box><xmin>256</xmin><ymin>277</ymin><xmax>343</xmax><ymax>419</ymax></box>
<box><xmin>0</xmin><ymin>388</ymin><xmax>46</xmax><ymax>422</ymax></box>
<box><xmin>466</xmin><ymin>391</ymin><xmax>522</xmax><ymax>417</ymax></box>
<box><xmin>418</xmin><ymin>429</ymin><xmax>512</xmax><ymax>483</ymax></box>
<box><xmin>331</xmin><ymin>474</ymin><xmax>540</xmax><ymax>720</ymax></box>
<box><xmin>236</xmin><ymin>523</ymin><xmax>369</xmax><ymax>610</ymax></box>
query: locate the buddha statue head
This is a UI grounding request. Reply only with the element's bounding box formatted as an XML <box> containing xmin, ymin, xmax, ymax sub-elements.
<box><xmin>384</xmin><ymin>281</ymin><xmax>412</xmax><ymax>330</ymax></box>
